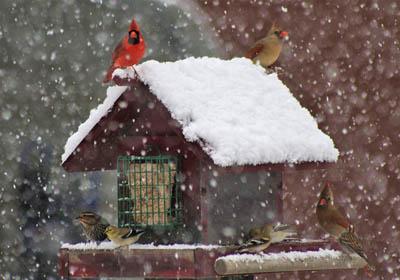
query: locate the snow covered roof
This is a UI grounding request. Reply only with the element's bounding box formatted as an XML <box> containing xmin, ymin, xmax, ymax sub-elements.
<box><xmin>62</xmin><ymin>57</ymin><xmax>338</xmax><ymax>166</ymax></box>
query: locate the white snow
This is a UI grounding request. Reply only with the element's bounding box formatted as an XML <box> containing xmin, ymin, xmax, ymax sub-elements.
<box><xmin>217</xmin><ymin>249</ymin><xmax>342</xmax><ymax>263</ymax></box>
<box><xmin>62</xmin><ymin>57</ymin><xmax>339</xmax><ymax>166</ymax></box>
<box><xmin>135</xmin><ymin>57</ymin><xmax>338</xmax><ymax>166</ymax></box>
<box><xmin>112</xmin><ymin>66</ymin><xmax>136</xmax><ymax>80</ymax></box>
<box><xmin>61</xmin><ymin>241</ymin><xmax>221</xmax><ymax>250</ymax></box>
<box><xmin>61</xmin><ymin>85</ymin><xmax>127</xmax><ymax>163</ymax></box>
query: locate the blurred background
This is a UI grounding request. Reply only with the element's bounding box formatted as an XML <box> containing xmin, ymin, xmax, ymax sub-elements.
<box><xmin>0</xmin><ymin>0</ymin><xmax>399</xmax><ymax>279</ymax></box>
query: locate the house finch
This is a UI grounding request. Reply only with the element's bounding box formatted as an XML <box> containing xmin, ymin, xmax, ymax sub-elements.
<box><xmin>75</xmin><ymin>211</ymin><xmax>109</xmax><ymax>242</ymax></box>
<box><xmin>105</xmin><ymin>225</ymin><xmax>145</xmax><ymax>248</ymax></box>
<box><xmin>237</xmin><ymin>223</ymin><xmax>297</xmax><ymax>253</ymax></box>
<box><xmin>316</xmin><ymin>182</ymin><xmax>375</xmax><ymax>271</ymax></box>
<box><xmin>244</xmin><ymin>23</ymin><xmax>288</xmax><ymax>69</ymax></box>
<box><xmin>103</xmin><ymin>19</ymin><xmax>146</xmax><ymax>83</ymax></box>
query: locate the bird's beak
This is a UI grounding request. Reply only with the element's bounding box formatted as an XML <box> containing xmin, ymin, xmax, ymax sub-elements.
<box><xmin>280</xmin><ymin>31</ymin><xmax>289</xmax><ymax>39</ymax></box>
<box><xmin>318</xmin><ymin>198</ymin><xmax>327</xmax><ymax>206</ymax></box>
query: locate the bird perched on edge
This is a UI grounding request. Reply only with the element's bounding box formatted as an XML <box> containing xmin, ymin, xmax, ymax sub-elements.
<box><xmin>316</xmin><ymin>182</ymin><xmax>375</xmax><ymax>271</ymax></box>
<box><xmin>244</xmin><ymin>23</ymin><xmax>288</xmax><ymax>69</ymax></box>
<box><xmin>75</xmin><ymin>211</ymin><xmax>110</xmax><ymax>242</ymax></box>
<box><xmin>237</xmin><ymin>223</ymin><xmax>297</xmax><ymax>254</ymax></box>
<box><xmin>105</xmin><ymin>225</ymin><xmax>145</xmax><ymax>248</ymax></box>
<box><xmin>103</xmin><ymin>18</ymin><xmax>146</xmax><ymax>83</ymax></box>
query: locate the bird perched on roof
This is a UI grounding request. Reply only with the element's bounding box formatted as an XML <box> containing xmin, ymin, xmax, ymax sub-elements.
<box><xmin>244</xmin><ymin>23</ymin><xmax>288</xmax><ymax>69</ymax></box>
<box><xmin>105</xmin><ymin>225</ymin><xmax>145</xmax><ymax>248</ymax></box>
<box><xmin>103</xmin><ymin>18</ymin><xmax>146</xmax><ymax>83</ymax></box>
<box><xmin>237</xmin><ymin>223</ymin><xmax>297</xmax><ymax>253</ymax></box>
<box><xmin>75</xmin><ymin>211</ymin><xmax>110</xmax><ymax>242</ymax></box>
<box><xmin>316</xmin><ymin>182</ymin><xmax>375</xmax><ymax>271</ymax></box>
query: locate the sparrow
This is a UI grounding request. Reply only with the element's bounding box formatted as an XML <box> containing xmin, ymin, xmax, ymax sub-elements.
<box><xmin>75</xmin><ymin>211</ymin><xmax>109</xmax><ymax>242</ymax></box>
<box><xmin>104</xmin><ymin>225</ymin><xmax>145</xmax><ymax>247</ymax></box>
<box><xmin>237</xmin><ymin>223</ymin><xmax>297</xmax><ymax>253</ymax></box>
<box><xmin>103</xmin><ymin>19</ymin><xmax>146</xmax><ymax>83</ymax></box>
<box><xmin>244</xmin><ymin>23</ymin><xmax>288</xmax><ymax>69</ymax></box>
<box><xmin>316</xmin><ymin>182</ymin><xmax>375</xmax><ymax>271</ymax></box>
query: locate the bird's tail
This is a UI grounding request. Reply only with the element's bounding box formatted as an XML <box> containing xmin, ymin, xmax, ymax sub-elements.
<box><xmin>339</xmin><ymin>231</ymin><xmax>375</xmax><ymax>272</ymax></box>
<box><xmin>103</xmin><ymin>66</ymin><xmax>116</xmax><ymax>84</ymax></box>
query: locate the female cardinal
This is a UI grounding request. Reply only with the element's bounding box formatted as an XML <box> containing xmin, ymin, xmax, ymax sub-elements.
<box><xmin>103</xmin><ymin>19</ymin><xmax>146</xmax><ymax>83</ymax></box>
<box><xmin>316</xmin><ymin>182</ymin><xmax>375</xmax><ymax>271</ymax></box>
<box><xmin>244</xmin><ymin>23</ymin><xmax>288</xmax><ymax>69</ymax></box>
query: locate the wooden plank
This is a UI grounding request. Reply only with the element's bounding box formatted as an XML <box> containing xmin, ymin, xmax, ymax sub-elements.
<box><xmin>68</xmin><ymin>250</ymin><xmax>120</xmax><ymax>278</ymax></box>
<box><xmin>118</xmin><ymin>249</ymin><xmax>195</xmax><ymax>278</ymax></box>
<box><xmin>58</xmin><ymin>240</ymin><xmax>345</xmax><ymax>278</ymax></box>
<box><xmin>214</xmin><ymin>252</ymin><xmax>367</xmax><ymax>275</ymax></box>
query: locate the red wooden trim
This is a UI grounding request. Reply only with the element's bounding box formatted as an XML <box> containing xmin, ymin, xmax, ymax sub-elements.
<box><xmin>58</xmin><ymin>249</ymin><xmax>69</xmax><ymax>279</ymax></box>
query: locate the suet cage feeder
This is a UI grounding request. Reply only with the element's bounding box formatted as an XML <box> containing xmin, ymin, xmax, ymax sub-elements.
<box><xmin>117</xmin><ymin>155</ymin><xmax>182</xmax><ymax>228</ymax></box>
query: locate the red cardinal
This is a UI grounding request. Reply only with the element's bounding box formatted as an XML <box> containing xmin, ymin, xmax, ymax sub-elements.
<box><xmin>103</xmin><ymin>19</ymin><xmax>146</xmax><ymax>83</ymax></box>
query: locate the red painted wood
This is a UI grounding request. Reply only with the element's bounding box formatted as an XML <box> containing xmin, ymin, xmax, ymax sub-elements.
<box><xmin>58</xmin><ymin>249</ymin><xmax>69</xmax><ymax>278</ymax></box>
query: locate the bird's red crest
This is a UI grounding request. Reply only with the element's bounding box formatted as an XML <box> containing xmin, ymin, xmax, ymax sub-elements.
<box><xmin>129</xmin><ymin>19</ymin><xmax>140</xmax><ymax>31</ymax></box>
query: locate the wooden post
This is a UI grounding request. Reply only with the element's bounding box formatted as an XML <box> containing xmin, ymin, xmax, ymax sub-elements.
<box><xmin>214</xmin><ymin>252</ymin><xmax>367</xmax><ymax>276</ymax></box>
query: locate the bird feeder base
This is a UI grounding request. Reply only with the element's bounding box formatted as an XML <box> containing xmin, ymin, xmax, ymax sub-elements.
<box><xmin>58</xmin><ymin>239</ymin><xmax>364</xmax><ymax>279</ymax></box>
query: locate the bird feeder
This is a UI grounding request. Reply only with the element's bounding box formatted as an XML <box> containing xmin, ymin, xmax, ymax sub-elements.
<box><xmin>57</xmin><ymin>58</ymin><xmax>358</xmax><ymax>279</ymax></box>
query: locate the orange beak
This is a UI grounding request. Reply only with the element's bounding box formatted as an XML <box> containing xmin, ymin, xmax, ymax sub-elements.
<box><xmin>318</xmin><ymin>198</ymin><xmax>327</xmax><ymax>206</ymax></box>
<box><xmin>280</xmin><ymin>31</ymin><xmax>289</xmax><ymax>38</ymax></box>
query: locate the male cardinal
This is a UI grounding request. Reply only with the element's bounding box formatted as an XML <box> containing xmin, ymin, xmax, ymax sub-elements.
<box><xmin>103</xmin><ymin>19</ymin><xmax>146</xmax><ymax>83</ymax></box>
<box><xmin>244</xmin><ymin>23</ymin><xmax>288</xmax><ymax>69</ymax></box>
<box><xmin>75</xmin><ymin>211</ymin><xmax>110</xmax><ymax>242</ymax></box>
<box><xmin>104</xmin><ymin>225</ymin><xmax>145</xmax><ymax>248</ymax></box>
<box><xmin>237</xmin><ymin>223</ymin><xmax>297</xmax><ymax>253</ymax></box>
<box><xmin>316</xmin><ymin>182</ymin><xmax>375</xmax><ymax>271</ymax></box>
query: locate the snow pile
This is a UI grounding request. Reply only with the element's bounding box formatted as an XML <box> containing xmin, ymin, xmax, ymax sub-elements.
<box><xmin>61</xmin><ymin>241</ymin><xmax>221</xmax><ymax>250</ymax></box>
<box><xmin>218</xmin><ymin>249</ymin><xmax>342</xmax><ymax>263</ymax></box>
<box><xmin>62</xmin><ymin>57</ymin><xmax>339</xmax><ymax>166</ymax></box>
<box><xmin>135</xmin><ymin>57</ymin><xmax>338</xmax><ymax>166</ymax></box>
<box><xmin>61</xmin><ymin>85</ymin><xmax>127</xmax><ymax>163</ymax></box>
<box><xmin>112</xmin><ymin>66</ymin><xmax>136</xmax><ymax>80</ymax></box>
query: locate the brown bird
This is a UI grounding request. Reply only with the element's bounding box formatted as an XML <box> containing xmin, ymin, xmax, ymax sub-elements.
<box><xmin>244</xmin><ymin>23</ymin><xmax>288</xmax><ymax>69</ymax></box>
<box><xmin>316</xmin><ymin>182</ymin><xmax>375</xmax><ymax>271</ymax></box>
<box><xmin>75</xmin><ymin>211</ymin><xmax>109</xmax><ymax>242</ymax></box>
<box><xmin>237</xmin><ymin>223</ymin><xmax>297</xmax><ymax>253</ymax></box>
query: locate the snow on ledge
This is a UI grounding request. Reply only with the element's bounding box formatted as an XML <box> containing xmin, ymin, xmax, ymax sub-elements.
<box><xmin>61</xmin><ymin>241</ymin><xmax>222</xmax><ymax>251</ymax></box>
<box><xmin>218</xmin><ymin>248</ymin><xmax>342</xmax><ymax>263</ymax></box>
<box><xmin>61</xmin><ymin>85</ymin><xmax>127</xmax><ymax>163</ymax></box>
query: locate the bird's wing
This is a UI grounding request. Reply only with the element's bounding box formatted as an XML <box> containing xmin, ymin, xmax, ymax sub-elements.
<box><xmin>237</xmin><ymin>240</ymin><xmax>272</xmax><ymax>254</ymax></box>
<box><xmin>111</xmin><ymin>40</ymin><xmax>125</xmax><ymax>62</ymax></box>
<box><xmin>339</xmin><ymin>231</ymin><xmax>369</xmax><ymax>262</ymax></box>
<box><xmin>244</xmin><ymin>43</ymin><xmax>265</xmax><ymax>60</ymax></box>
<box><xmin>330</xmin><ymin>208</ymin><xmax>351</xmax><ymax>230</ymax></box>
<box><xmin>119</xmin><ymin>227</ymin><xmax>133</xmax><ymax>239</ymax></box>
<box><xmin>273</xmin><ymin>224</ymin><xmax>293</xmax><ymax>232</ymax></box>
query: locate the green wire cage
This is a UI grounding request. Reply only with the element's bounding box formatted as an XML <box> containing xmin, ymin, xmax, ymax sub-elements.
<box><xmin>117</xmin><ymin>155</ymin><xmax>182</xmax><ymax>228</ymax></box>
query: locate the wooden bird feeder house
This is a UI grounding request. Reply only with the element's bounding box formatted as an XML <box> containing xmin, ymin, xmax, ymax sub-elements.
<box><xmin>59</xmin><ymin>58</ymin><xmax>365</xmax><ymax>279</ymax></box>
